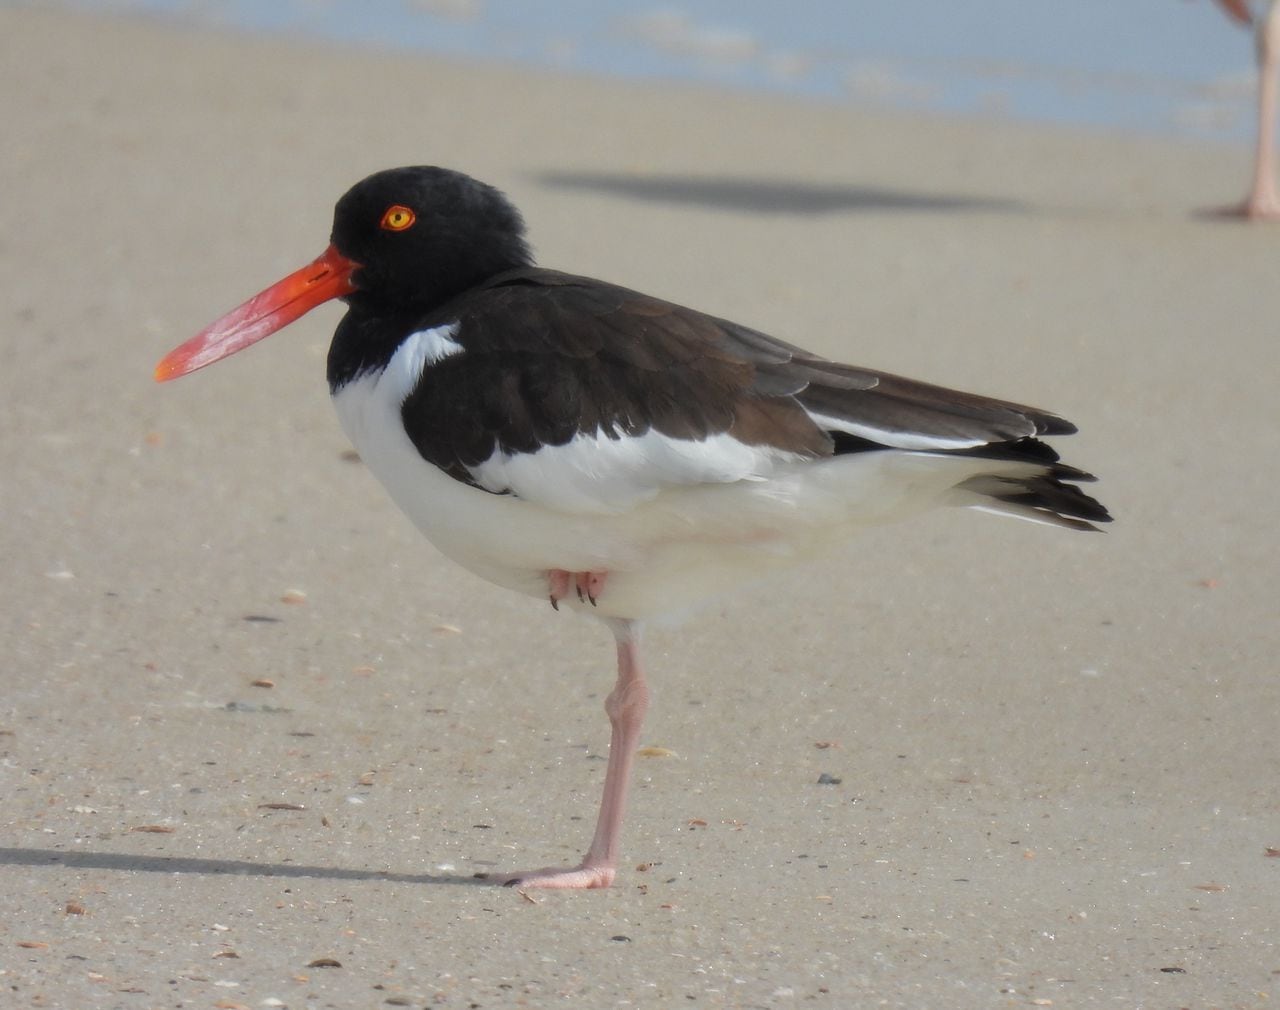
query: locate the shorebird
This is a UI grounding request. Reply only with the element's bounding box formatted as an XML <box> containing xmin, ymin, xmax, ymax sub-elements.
<box><xmin>156</xmin><ymin>166</ymin><xmax>1109</xmax><ymax>889</ymax></box>
<box><xmin>1215</xmin><ymin>0</ymin><xmax>1280</xmax><ymax>218</ymax></box>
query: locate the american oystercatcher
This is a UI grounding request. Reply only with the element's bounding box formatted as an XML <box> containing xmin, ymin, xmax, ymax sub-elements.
<box><xmin>156</xmin><ymin>166</ymin><xmax>1110</xmax><ymax>890</ymax></box>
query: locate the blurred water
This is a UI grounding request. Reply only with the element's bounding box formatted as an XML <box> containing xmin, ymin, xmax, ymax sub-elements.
<box><xmin>50</xmin><ymin>0</ymin><xmax>1263</xmax><ymax>139</ymax></box>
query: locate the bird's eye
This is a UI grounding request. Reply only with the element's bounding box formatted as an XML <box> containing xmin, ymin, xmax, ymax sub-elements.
<box><xmin>379</xmin><ymin>205</ymin><xmax>416</xmax><ymax>232</ymax></box>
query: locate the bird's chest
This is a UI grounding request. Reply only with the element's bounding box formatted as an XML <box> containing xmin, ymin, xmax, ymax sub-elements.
<box><xmin>328</xmin><ymin>347</ymin><xmax>613</xmax><ymax>597</ymax></box>
<box><xmin>330</xmin><ymin>358</ymin><xmax>511</xmax><ymax>555</ymax></box>
<box><xmin>331</xmin><ymin>364</ymin><xmax>485</xmax><ymax>529</ymax></box>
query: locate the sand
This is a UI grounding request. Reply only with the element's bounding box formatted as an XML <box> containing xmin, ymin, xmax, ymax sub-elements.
<box><xmin>2</xmin><ymin>6</ymin><xmax>1277</xmax><ymax>1008</ymax></box>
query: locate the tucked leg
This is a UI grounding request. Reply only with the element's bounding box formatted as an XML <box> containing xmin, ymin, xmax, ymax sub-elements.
<box><xmin>546</xmin><ymin>568</ymin><xmax>609</xmax><ymax>609</ymax></box>
<box><xmin>546</xmin><ymin>569</ymin><xmax>571</xmax><ymax>609</ymax></box>
<box><xmin>500</xmin><ymin>618</ymin><xmax>649</xmax><ymax>890</ymax></box>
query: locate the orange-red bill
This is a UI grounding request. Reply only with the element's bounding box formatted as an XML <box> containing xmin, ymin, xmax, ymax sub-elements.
<box><xmin>154</xmin><ymin>244</ymin><xmax>359</xmax><ymax>382</ymax></box>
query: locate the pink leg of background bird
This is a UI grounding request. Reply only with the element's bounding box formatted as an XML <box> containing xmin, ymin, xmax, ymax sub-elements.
<box><xmin>1244</xmin><ymin>3</ymin><xmax>1280</xmax><ymax>216</ymax></box>
<box><xmin>1216</xmin><ymin>0</ymin><xmax>1280</xmax><ymax>218</ymax></box>
<box><xmin>500</xmin><ymin>616</ymin><xmax>649</xmax><ymax>890</ymax></box>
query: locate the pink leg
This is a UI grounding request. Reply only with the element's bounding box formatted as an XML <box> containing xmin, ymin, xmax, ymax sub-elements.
<box><xmin>1243</xmin><ymin>10</ymin><xmax>1280</xmax><ymax>219</ymax></box>
<box><xmin>1219</xmin><ymin>4</ymin><xmax>1280</xmax><ymax>219</ymax></box>
<box><xmin>498</xmin><ymin>618</ymin><xmax>649</xmax><ymax>890</ymax></box>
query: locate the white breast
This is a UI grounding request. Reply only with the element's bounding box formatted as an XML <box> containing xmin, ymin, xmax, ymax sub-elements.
<box><xmin>331</xmin><ymin>327</ymin><xmax>646</xmax><ymax>597</ymax></box>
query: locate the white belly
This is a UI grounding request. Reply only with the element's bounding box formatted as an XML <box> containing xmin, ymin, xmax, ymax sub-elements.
<box><xmin>330</xmin><ymin>342</ymin><xmax>1009</xmax><ymax>620</ymax></box>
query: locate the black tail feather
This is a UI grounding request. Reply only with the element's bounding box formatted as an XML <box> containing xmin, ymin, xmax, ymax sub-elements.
<box><xmin>830</xmin><ymin>432</ymin><xmax>1111</xmax><ymax>530</ymax></box>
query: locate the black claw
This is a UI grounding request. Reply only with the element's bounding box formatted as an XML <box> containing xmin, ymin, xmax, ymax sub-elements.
<box><xmin>575</xmin><ymin>584</ymin><xmax>586</xmax><ymax>603</ymax></box>
<box><xmin>549</xmin><ymin>595</ymin><xmax>559</xmax><ymax>611</ymax></box>
<box><xmin>588</xmin><ymin>593</ymin><xmax>598</xmax><ymax>607</ymax></box>
<box><xmin>503</xmin><ymin>877</ymin><xmax>522</xmax><ymax>888</ymax></box>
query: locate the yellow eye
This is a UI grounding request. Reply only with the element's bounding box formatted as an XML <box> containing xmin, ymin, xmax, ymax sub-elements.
<box><xmin>379</xmin><ymin>205</ymin><xmax>416</xmax><ymax>231</ymax></box>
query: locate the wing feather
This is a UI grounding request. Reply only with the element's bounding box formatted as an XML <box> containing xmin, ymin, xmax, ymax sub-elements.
<box><xmin>394</xmin><ymin>268</ymin><xmax>1106</xmax><ymax>525</ymax></box>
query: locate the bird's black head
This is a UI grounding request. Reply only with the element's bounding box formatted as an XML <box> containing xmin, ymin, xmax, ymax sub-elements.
<box><xmin>155</xmin><ymin>166</ymin><xmax>532</xmax><ymax>385</ymax></box>
<box><xmin>331</xmin><ymin>166</ymin><xmax>533</xmax><ymax>312</ymax></box>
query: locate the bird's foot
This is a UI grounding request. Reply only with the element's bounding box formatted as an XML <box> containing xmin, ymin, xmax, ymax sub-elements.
<box><xmin>1208</xmin><ymin>196</ymin><xmax>1280</xmax><ymax>221</ymax></box>
<box><xmin>496</xmin><ymin>862</ymin><xmax>617</xmax><ymax>890</ymax></box>
<box><xmin>546</xmin><ymin>569</ymin><xmax>608</xmax><ymax>610</ymax></box>
<box><xmin>1243</xmin><ymin>194</ymin><xmax>1280</xmax><ymax>220</ymax></box>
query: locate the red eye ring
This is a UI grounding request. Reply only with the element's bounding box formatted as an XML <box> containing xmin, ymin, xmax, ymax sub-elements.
<box><xmin>380</xmin><ymin>205</ymin><xmax>416</xmax><ymax>231</ymax></box>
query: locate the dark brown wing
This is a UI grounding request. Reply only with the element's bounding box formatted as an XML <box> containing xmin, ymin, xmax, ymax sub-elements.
<box><xmin>436</xmin><ymin>268</ymin><xmax>1072</xmax><ymax>450</ymax></box>
<box><xmin>398</xmin><ymin>268</ymin><xmax>830</xmax><ymax>472</ymax></box>
<box><xmin>396</xmin><ymin>268</ymin><xmax>1109</xmax><ymax>526</ymax></box>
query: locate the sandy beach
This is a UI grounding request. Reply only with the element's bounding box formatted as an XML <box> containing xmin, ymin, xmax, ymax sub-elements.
<box><xmin>2</xmin><ymin>6</ymin><xmax>1278</xmax><ymax>1007</ymax></box>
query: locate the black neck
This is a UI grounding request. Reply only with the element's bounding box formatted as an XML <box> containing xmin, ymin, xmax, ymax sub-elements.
<box><xmin>326</xmin><ymin>304</ymin><xmax>441</xmax><ymax>393</ymax></box>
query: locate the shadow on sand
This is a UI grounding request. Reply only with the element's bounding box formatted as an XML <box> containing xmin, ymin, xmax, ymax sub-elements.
<box><xmin>535</xmin><ymin>170</ymin><xmax>1027</xmax><ymax>216</ymax></box>
<box><xmin>0</xmin><ymin>846</ymin><xmax>489</xmax><ymax>887</ymax></box>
